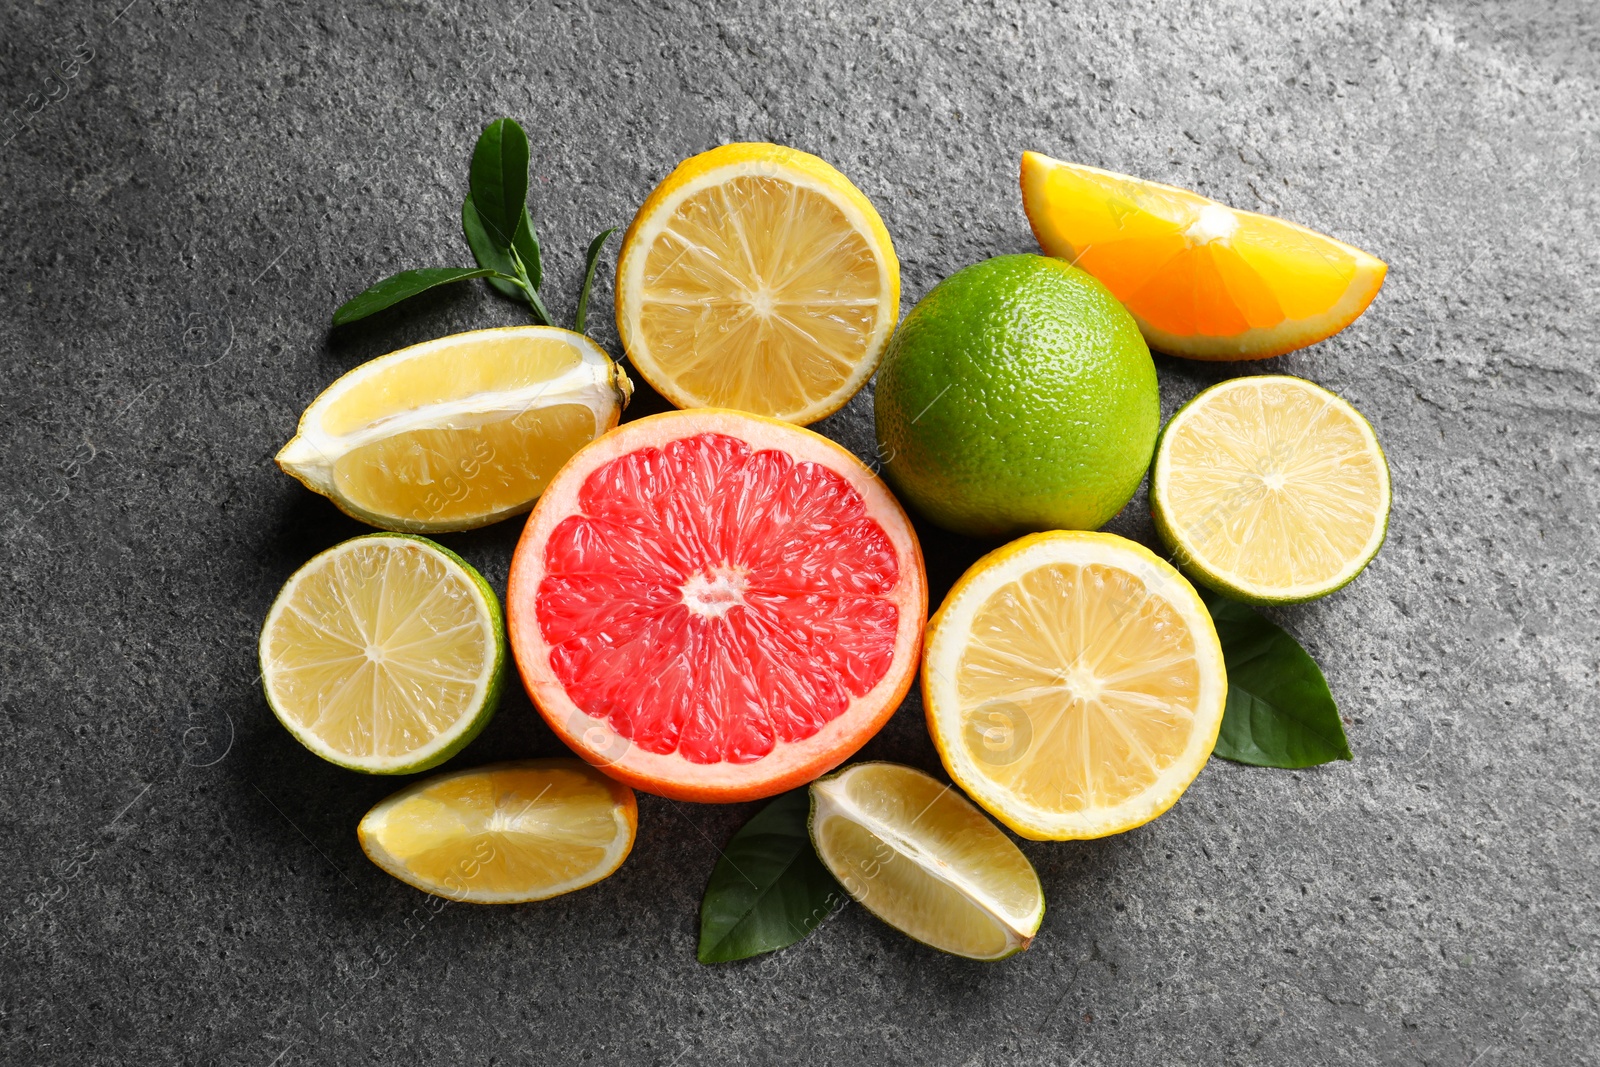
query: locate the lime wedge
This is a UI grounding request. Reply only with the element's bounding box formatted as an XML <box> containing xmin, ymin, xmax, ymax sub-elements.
<box><xmin>809</xmin><ymin>762</ymin><xmax>1044</xmax><ymax>960</ymax></box>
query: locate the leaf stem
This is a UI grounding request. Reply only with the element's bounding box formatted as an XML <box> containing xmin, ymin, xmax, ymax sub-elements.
<box><xmin>574</xmin><ymin>227</ymin><xmax>616</xmax><ymax>334</ymax></box>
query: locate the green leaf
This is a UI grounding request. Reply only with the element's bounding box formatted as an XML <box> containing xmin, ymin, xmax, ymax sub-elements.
<box><xmin>1202</xmin><ymin>590</ymin><xmax>1354</xmax><ymax>768</ymax></box>
<box><xmin>469</xmin><ymin>117</ymin><xmax>530</xmax><ymax>250</ymax></box>
<box><xmin>331</xmin><ymin>267</ymin><xmax>506</xmax><ymax>326</ymax></box>
<box><xmin>698</xmin><ymin>790</ymin><xmax>844</xmax><ymax>964</ymax></box>
<box><xmin>573</xmin><ymin>227</ymin><xmax>616</xmax><ymax>334</ymax></box>
<box><xmin>462</xmin><ymin>195</ymin><xmax>523</xmax><ymax>300</ymax></box>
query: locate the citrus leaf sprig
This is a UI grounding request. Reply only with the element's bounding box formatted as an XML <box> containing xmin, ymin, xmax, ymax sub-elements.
<box><xmin>332</xmin><ymin>117</ymin><xmax>613</xmax><ymax>331</ymax></box>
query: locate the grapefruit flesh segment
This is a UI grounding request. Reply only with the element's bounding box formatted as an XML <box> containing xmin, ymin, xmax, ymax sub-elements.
<box><xmin>508</xmin><ymin>410</ymin><xmax>926</xmax><ymax>802</ymax></box>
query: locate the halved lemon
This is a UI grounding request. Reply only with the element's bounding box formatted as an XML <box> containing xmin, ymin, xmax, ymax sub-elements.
<box><xmin>277</xmin><ymin>326</ymin><xmax>631</xmax><ymax>532</ymax></box>
<box><xmin>259</xmin><ymin>534</ymin><xmax>505</xmax><ymax>774</ymax></box>
<box><xmin>1021</xmin><ymin>151</ymin><xmax>1386</xmax><ymax>360</ymax></box>
<box><xmin>923</xmin><ymin>531</ymin><xmax>1226</xmax><ymax>841</ymax></box>
<box><xmin>1151</xmin><ymin>375</ymin><xmax>1391</xmax><ymax>604</ymax></box>
<box><xmin>615</xmin><ymin>143</ymin><xmax>900</xmax><ymax>424</ymax></box>
<box><xmin>358</xmin><ymin>759</ymin><xmax>637</xmax><ymax>903</ymax></box>
<box><xmin>809</xmin><ymin>763</ymin><xmax>1044</xmax><ymax>960</ymax></box>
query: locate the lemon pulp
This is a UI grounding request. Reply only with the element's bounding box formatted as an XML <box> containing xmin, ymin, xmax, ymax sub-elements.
<box><xmin>277</xmin><ymin>326</ymin><xmax>627</xmax><ymax>532</ymax></box>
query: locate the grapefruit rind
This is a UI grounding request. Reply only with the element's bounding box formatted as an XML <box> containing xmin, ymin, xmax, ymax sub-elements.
<box><xmin>507</xmin><ymin>409</ymin><xmax>927</xmax><ymax>803</ymax></box>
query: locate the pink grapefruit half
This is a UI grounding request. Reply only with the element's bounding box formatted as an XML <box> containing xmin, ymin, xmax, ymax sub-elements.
<box><xmin>507</xmin><ymin>409</ymin><xmax>927</xmax><ymax>803</ymax></box>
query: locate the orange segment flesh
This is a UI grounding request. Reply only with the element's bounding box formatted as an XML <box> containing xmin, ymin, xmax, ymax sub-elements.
<box><xmin>1021</xmin><ymin>152</ymin><xmax>1386</xmax><ymax>360</ymax></box>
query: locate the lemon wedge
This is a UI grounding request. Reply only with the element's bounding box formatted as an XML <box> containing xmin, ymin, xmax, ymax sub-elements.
<box><xmin>359</xmin><ymin>760</ymin><xmax>637</xmax><ymax>903</ymax></box>
<box><xmin>277</xmin><ymin>326</ymin><xmax>630</xmax><ymax>532</ymax></box>
<box><xmin>809</xmin><ymin>762</ymin><xmax>1044</xmax><ymax>960</ymax></box>
<box><xmin>615</xmin><ymin>143</ymin><xmax>899</xmax><ymax>424</ymax></box>
<box><xmin>923</xmin><ymin>531</ymin><xmax>1226</xmax><ymax>840</ymax></box>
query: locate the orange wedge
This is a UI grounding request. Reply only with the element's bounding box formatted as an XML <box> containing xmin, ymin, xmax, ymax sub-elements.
<box><xmin>1020</xmin><ymin>152</ymin><xmax>1386</xmax><ymax>360</ymax></box>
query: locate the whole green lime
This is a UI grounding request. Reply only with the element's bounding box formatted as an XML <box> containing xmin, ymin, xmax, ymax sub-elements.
<box><xmin>875</xmin><ymin>255</ymin><xmax>1158</xmax><ymax>538</ymax></box>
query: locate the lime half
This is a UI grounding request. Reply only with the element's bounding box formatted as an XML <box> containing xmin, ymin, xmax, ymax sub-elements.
<box><xmin>809</xmin><ymin>762</ymin><xmax>1044</xmax><ymax>960</ymax></box>
<box><xmin>1151</xmin><ymin>375</ymin><xmax>1391</xmax><ymax>604</ymax></box>
<box><xmin>260</xmin><ymin>534</ymin><xmax>505</xmax><ymax>773</ymax></box>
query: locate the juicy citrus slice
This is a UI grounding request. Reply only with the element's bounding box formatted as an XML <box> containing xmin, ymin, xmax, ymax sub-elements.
<box><xmin>1151</xmin><ymin>375</ymin><xmax>1391</xmax><ymax>604</ymax></box>
<box><xmin>259</xmin><ymin>534</ymin><xmax>505</xmax><ymax>774</ymax></box>
<box><xmin>506</xmin><ymin>409</ymin><xmax>927</xmax><ymax>803</ymax></box>
<box><xmin>923</xmin><ymin>531</ymin><xmax>1226</xmax><ymax>840</ymax></box>
<box><xmin>277</xmin><ymin>326</ymin><xmax>631</xmax><ymax>532</ymax></box>
<box><xmin>809</xmin><ymin>763</ymin><xmax>1044</xmax><ymax>960</ymax></box>
<box><xmin>358</xmin><ymin>759</ymin><xmax>637</xmax><ymax>903</ymax></box>
<box><xmin>615</xmin><ymin>143</ymin><xmax>900</xmax><ymax>424</ymax></box>
<box><xmin>1021</xmin><ymin>151</ymin><xmax>1387</xmax><ymax>360</ymax></box>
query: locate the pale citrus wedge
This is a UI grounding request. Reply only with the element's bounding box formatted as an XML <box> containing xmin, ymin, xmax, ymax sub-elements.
<box><xmin>358</xmin><ymin>759</ymin><xmax>637</xmax><ymax>903</ymax></box>
<box><xmin>1021</xmin><ymin>151</ymin><xmax>1386</xmax><ymax>360</ymax></box>
<box><xmin>277</xmin><ymin>326</ymin><xmax>631</xmax><ymax>532</ymax></box>
<box><xmin>615</xmin><ymin>143</ymin><xmax>900</xmax><ymax>424</ymax></box>
<box><xmin>259</xmin><ymin>534</ymin><xmax>505</xmax><ymax>773</ymax></box>
<box><xmin>1151</xmin><ymin>375</ymin><xmax>1391</xmax><ymax>604</ymax></box>
<box><xmin>923</xmin><ymin>531</ymin><xmax>1226</xmax><ymax>841</ymax></box>
<box><xmin>809</xmin><ymin>763</ymin><xmax>1044</xmax><ymax>960</ymax></box>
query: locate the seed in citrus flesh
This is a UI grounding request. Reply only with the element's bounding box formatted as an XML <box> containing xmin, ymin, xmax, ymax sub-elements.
<box><xmin>615</xmin><ymin>143</ymin><xmax>900</xmax><ymax>425</ymax></box>
<box><xmin>1021</xmin><ymin>152</ymin><xmax>1387</xmax><ymax>360</ymax></box>
<box><xmin>358</xmin><ymin>759</ymin><xmax>637</xmax><ymax>903</ymax></box>
<box><xmin>277</xmin><ymin>326</ymin><xmax>630</xmax><ymax>533</ymax></box>
<box><xmin>506</xmin><ymin>409</ymin><xmax>927</xmax><ymax>803</ymax></box>
<box><xmin>1151</xmin><ymin>375</ymin><xmax>1391</xmax><ymax>604</ymax></box>
<box><xmin>923</xmin><ymin>531</ymin><xmax>1226</xmax><ymax>840</ymax></box>
<box><xmin>259</xmin><ymin>534</ymin><xmax>505</xmax><ymax>774</ymax></box>
<box><xmin>809</xmin><ymin>762</ymin><xmax>1044</xmax><ymax>960</ymax></box>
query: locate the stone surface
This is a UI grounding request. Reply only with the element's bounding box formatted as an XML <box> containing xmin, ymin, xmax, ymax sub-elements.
<box><xmin>2</xmin><ymin>1</ymin><xmax>1596</xmax><ymax>1064</ymax></box>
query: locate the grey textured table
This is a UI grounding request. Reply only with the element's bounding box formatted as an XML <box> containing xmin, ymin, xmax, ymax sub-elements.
<box><xmin>3</xmin><ymin>1</ymin><xmax>1596</xmax><ymax>1064</ymax></box>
